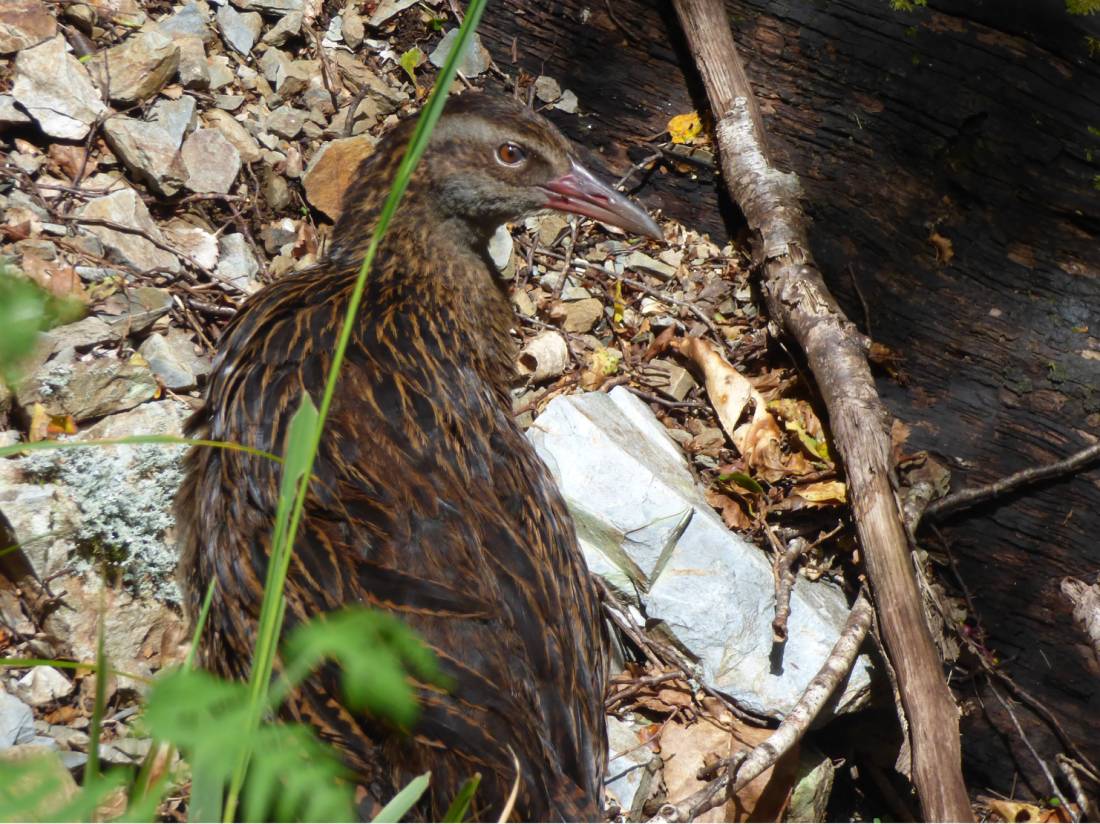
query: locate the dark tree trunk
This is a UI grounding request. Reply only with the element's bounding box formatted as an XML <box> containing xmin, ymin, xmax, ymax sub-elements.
<box><xmin>478</xmin><ymin>0</ymin><xmax>1100</xmax><ymax>799</ymax></box>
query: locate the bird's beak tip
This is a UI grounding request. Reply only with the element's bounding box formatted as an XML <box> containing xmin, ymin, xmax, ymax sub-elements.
<box><xmin>541</xmin><ymin>160</ymin><xmax>663</xmax><ymax>243</ymax></box>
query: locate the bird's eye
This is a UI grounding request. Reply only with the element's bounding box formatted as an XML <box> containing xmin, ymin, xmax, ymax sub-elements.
<box><xmin>496</xmin><ymin>142</ymin><xmax>527</xmax><ymax>166</ymax></box>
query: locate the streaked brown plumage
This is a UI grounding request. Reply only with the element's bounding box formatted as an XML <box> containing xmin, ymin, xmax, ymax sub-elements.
<box><xmin>176</xmin><ymin>93</ymin><xmax>661</xmax><ymax>821</ymax></box>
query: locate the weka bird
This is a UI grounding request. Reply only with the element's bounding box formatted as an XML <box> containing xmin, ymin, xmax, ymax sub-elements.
<box><xmin>176</xmin><ymin>92</ymin><xmax>661</xmax><ymax>821</ymax></box>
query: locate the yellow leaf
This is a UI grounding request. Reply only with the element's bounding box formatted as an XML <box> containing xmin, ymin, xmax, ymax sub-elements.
<box><xmin>668</xmin><ymin>112</ymin><xmax>703</xmax><ymax>145</ymax></box>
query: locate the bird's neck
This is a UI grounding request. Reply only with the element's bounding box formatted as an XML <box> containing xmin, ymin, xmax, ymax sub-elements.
<box><xmin>333</xmin><ymin>205</ymin><xmax>517</xmax><ymax>401</ymax></box>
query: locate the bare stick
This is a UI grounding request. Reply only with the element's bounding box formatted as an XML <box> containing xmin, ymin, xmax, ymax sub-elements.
<box><xmin>987</xmin><ymin>685</ymin><xmax>1077</xmax><ymax>822</ymax></box>
<box><xmin>1061</xmin><ymin>576</ymin><xmax>1100</xmax><ymax>667</ymax></box>
<box><xmin>652</xmin><ymin>589</ymin><xmax>873</xmax><ymax>822</ymax></box>
<box><xmin>925</xmin><ymin>442</ymin><xmax>1100</xmax><ymax>523</ymax></box>
<box><xmin>1058</xmin><ymin>755</ymin><xmax>1100</xmax><ymax>822</ymax></box>
<box><xmin>670</xmin><ymin>0</ymin><xmax>971</xmax><ymax>818</ymax></box>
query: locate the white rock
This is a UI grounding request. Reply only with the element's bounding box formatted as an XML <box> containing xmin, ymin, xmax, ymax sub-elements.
<box><xmin>215</xmin><ymin>233</ymin><xmax>260</xmax><ymax>292</ymax></box>
<box><xmin>0</xmin><ymin>689</ymin><xmax>36</xmax><ymax>748</ymax></box>
<box><xmin>163</xmin><ymin>220</ymin><xmax>218</xmax><ymax>269</ymax></box>
<box><xmin>12</xmin><ymin>36</ymin><xmax>106</xmax><ymax>140</ymax></box>
<box><xmin>527</xmin><ymin>387</ymin><xmax>874</xmax><ymax>719</ymax></box>
<box><xmin>428</xmin><ymin>29</ymin><xmax>491</xmax><ymax>77</ymax></box>
<box><xmin>13</xmin><ymin>667</ymin><xmax>73</xmax><ymax>707</ymax></box>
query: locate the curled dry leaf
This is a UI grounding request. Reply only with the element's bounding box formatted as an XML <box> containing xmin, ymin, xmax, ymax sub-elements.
<box><xmin>673</xmin><ymin>336</ymin><xmax>810</xmax><ymax>482</ymax></box>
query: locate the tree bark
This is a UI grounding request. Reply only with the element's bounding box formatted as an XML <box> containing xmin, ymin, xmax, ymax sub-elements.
<box><xmin>669</xmin><ymin>0</ymin><xmax>971</xmax><ymax>819</ymax></box>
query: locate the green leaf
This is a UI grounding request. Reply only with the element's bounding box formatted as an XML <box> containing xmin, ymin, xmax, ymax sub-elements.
<box><xmin>441</xmin><ymin>773</ymin><xmax>481</xmax><ymax>823</ymax></box>
<box><xmin>399</xmin><ymin>48</ymin><xmax>422</xmax><ymax>84</ymax></box>
<box><xmin>371</xmin><ymin>772</ymin><xmax>430</xmax><ymax>823</ymax></box>
<box><xmin>0</xmin><ymin>266</ymin><xmax>83</xmax><ymax>386</ymax></box>
<box><xmin>718</xmin><ymin>471</ymin><xmax>764</xmax><ymax>495</ymax></box>
<box><xmin>280</xmin><ymin>607</ymin><xmax>447</xmax><ymax>728</ymax></box>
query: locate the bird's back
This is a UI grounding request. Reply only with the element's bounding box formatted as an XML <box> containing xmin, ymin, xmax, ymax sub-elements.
<box><xmin>176</xmin><ymin>233</ymin><xmax>608</xmax><ymax>820</ymax></box>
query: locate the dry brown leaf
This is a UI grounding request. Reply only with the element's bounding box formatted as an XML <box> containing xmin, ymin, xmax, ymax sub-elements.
<box><xmin>929</xmin><ymin>230</ymin><xmax>954</xmax><ymax>264</ymax></box>
<box><xmin>794</xmin><ymin>480</ymin><xmax>847</xmax><ymax>506</ymax></box>
<box><xmin>674</xmin><ymin>337</ymin><xmax>810</xmax><ymax>482</ymax></box>
<box><xmin>660</xmin><ymin>705</ymin><xmax>799</xmax><ymax>822</ymax></box>
<box><xmin>984</xmin><ymin>797</ymin><xmax>1073</xmax><ymax>823</ymax></box>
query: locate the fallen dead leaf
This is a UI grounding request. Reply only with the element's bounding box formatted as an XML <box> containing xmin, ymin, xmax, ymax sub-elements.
<box><xmin>668</xmin><ymin>111</ymin><xmax>704</xmax><ymax>145</ymax></box>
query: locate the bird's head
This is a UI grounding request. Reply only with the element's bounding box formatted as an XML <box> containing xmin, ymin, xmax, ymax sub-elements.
<box><xmin>423</xmin><ymin>93</ymin><xmax>662</xmax><ymax>244</ymax></box>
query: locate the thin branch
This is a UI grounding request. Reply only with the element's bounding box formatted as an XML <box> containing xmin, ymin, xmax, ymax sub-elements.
<box><xmin>925</xmin><ymin>442</ymin><xmax>1100</xmax><ymax>523</ymax></box>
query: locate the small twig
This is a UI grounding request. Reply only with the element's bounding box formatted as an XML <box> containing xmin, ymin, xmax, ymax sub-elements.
<box><xmin>614</xmin><ymin>152</ymin><xmax>663</xmax><ymax>191</ymax></box>
<box><xmin>604</xmin><ymin>0</ymin><xmax>640</xmax><ymax>43</ymax></box>
<box><xmin>924</xmin><ymin>442</ymin><xmax>1100</xmax><ymax>523</ymax></box>
<box><xmin>1058</xmin><ymin>755</ymin><xmax>1100</xmax><ymax>822</ymax></box>
<box><xmin>652</xmin><ymin>588</ymin><xmax>873</xmax><ymax>822</ymax></box>
<box><xmin>626</xmin><ymin>386</ymin><xmax>706</xmax><ymax>410</ymax></box>
<box><xmin>987</xmin><ymin>684</ymin><xmax>1077</xmax><ymax>822</ymax></box>
<box><xmin>766</xmin><ymin>527</ymin><xmax>806</xmax><ymax>643</ymax></box>
<box><xmin>185</xmin><ymin>298</ymin><xmax>237</xmax><ymax>319</ymax></box>
<box><xmin>847</xmin><ymin>264</ymin><xmax>873</xmax><ymax>339</ymax></box>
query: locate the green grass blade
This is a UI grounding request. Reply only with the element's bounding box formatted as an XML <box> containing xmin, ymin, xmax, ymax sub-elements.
<box><xmin>85</xmin><ymin>594</ymin><xmax>109</xmax><ymax>785</ymax></box>
<box><xmin>221</xmin><ymin>2</ymin><xmax>488</xmax><ymax>819</ymax></box>
<box><xmin>223</xmin><ymin>393</ymin><xmax>317</xmax><ymax>821</ymax></box>
<box><xmin>0</xmin><ymin>435</ymin><xmax>282</xmax><ymax>464</ymax></box>
<box><xmin>185</xmin><ymin>579</ymin><xmax>217</xmax><ymax>671</ymax></box>
<box><xmin>0</xmin><ymin>658</ymin><xmax>151</xmax><ymax>685</ymax></box>
<box><xmin>441</xmin><ymin>773</ymin><xmax>481</xmax><ymax>823</ymax></box>
<box><xmin>371</xmin><ymin>772</ymin><xmax>431</xmax><ymax>823</ymax></box>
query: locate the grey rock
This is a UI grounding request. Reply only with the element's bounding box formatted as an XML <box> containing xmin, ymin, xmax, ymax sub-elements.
<box><xmin>164</xmin><ymin>327</ymin><xmax>212</xmax><ymax>383</ymax></box>
<box><xmin>87</xmin><ymin>29</ymin><xmax>179</xmax><ymax>104</ymax></box>
<box><xmin>15</xmin><ymin>400</ymin><xmax>193</xmax><ymax>614</ymax></box>
<box><xmin>207</xmin><ymin>54</ymin><xmax>235</xmax><ymax>89</ymax></box>
<box><xmin>0</xmin><ymin>471</ymin><xmax>79</xmax><ymax>580</ymax></box>
<box><xmin>0</xmin><ymin>689</ymin><xmax>36</xmax><ymax>749</ymax></box>
<box><xmin>40</xmin><ymin>725</ymin><xmax>89</xmax><ymax>750</ymax></box>
<box><xmin>41</xmin><ymin>316</ymin><xmax>116</xmax><ymax>353</ymax></box>
<box><xmin>0</xmin><ymin>95</ymin><xmax>31</xmax><ymax>129</ymax></box>
<box><xmin>366</xmin><ymin>0</ymin><xmax>419</xmax><ymax>26</ymax></box>
<box><xmin>642</xmin><ymin>359</ymin><xmax>697</xmax><ymax>402</ymax></box>
<box><xmin>260</xmin><ymin>218</ymin><xmax>297</xmax><ymax>253</ymax></box>
<box><xmin>100</xmin><ymin>737</ymin><xmax>152</xmax><ymax>764</ymax></box>
<box><xmin>265</xmin><ymin>104</ymin><xmax>306</xmax><ymax>139</ymax></box>
<box><xmin>216</xmin><ymin>4</ymin><xmax>261</xmax><ymax>55</ymax></box>
<box><xmin>180</xmin><ymin>128</ymin><xmax>241</xmax><ymax>194</ymax></box>
<box><xmin>96</xmin><ymin>286</ymin><xmax>174</xmax><ymax>335</ymax></box>
<box><xmin>605</xmin><ymin>715</ymin><xmax>657</xmax><ymax>815</ymax></box>
<box><xmin>527</xmin><ymin>387</ymin><xmax>874</xmax><ymax>719</ymax></box>
<box><xmin>102</xmin><ymin>115</ymin><xmax>185</xmax><ymax>196</ymax></box>
<box><xmin>621</xmin><ymin>250</ymin><xmax>676</xmax><ymax>279</ymax></box>
<box><xmin>341</xmin><ymin>8</ymin><xmax>364</xmax><ymax>48</ymax></box>
<box><xmin>556</xmin><ymin>298</ymin><xmax>603</xmax><ymax>333</ymax></box>
<box><xmin>13</xmin><ymin>667</ymin><xmax>73</xmax><ymax>707</ymax></box>
<box><xmin>428</xmin><ymin>29</ymin><xmax>491</xmax><ymax>77</ymax></box>
<box><xmin>262</xmin><ymin>170</ymin><xmax>291</xmax><ymax>211</ymax></box>
<box><xmin>139</xmin><ymin>333</ymin><xmax>196</xmax><ymax>390</ymax></box>
<box><xmin>204</xmin><ymin>109</ymin><xmax>262</xmax><ymax>162</ymax></box>
<box><xmin>12</xmin><ymin>36</ymin><xmax>107</xmax><ymax>140</ymax></box>
<box><xmin>59</xmin><ymin>750</ymin><xmax>88</xmax><ymax>772</ymax></box>
<box><xmin>14</xmin><ymin>346</ymin><xmax>158</xmax><ymax>422</ymax></box>
<box><xmin>153</xmin><ymin>2</ymin><xmax>212</xmax><ymax>41</ymax></box>
<box><xmin>76</xmin><ymin>189</ymin><xmax>181</xmax><ymax>273</ymax></box>
<box><xmin>162</xmin><ymin>220</ymin><xmax>219</xmax><ymax>269</ymax></box>
<box><xmin>533</xmin><ymin>75</ymin><xmax>561</xmax><ymax>104</ymax></box>
<box><xmin>215</xmin><ymin>233</ymin><xmax>260</xmax><ymax>292</ymax></box>
<box><xmin>150</xmin><ymin>95</ymin><xmax>197</xmax><ymax>148</ymax></box>
<box><xmin>0</xmin><ymin>0</ymin><xmax>57</xmax><ymax>54</ymax></box>
<box><xmin>177</xmin><ymin>35</ymin><xmax>210</xmax><ymax>89</ymax></box>
<box><xmin>262</xmin><ymin>9</ymin><xmax>301</xmax><ymax>45</ymax></box>
<box><xmin>213</xmin><ymin>93</ymin><xmax>245</xmax><ymax>110</ymax></box>
<box><xmin>554</xmin><ymin>89</ymin><xmax>578</xmax><ymax>114</ymax></box>
<box><xmin>241</xmin><ymin>0</ymin><xmax>302</xmax><ymax>14</ymax></box>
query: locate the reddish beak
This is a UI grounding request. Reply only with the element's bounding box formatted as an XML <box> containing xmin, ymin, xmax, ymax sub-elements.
<box><xmin>540</xmin><ymin>160</ymin><xmax>663</xmax><ymax>241</ymax></box>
